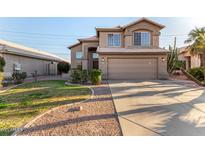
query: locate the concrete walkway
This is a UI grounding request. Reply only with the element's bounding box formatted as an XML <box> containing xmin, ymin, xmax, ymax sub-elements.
<box><xmin>109</xmin><ymin>80</ymin><xmax>205</xmax><ymax>136</ymax></box>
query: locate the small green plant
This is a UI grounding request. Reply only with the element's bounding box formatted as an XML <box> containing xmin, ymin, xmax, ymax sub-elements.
<box><xmin>0</xmin><ymin>56</ymin><xmax>5</xmax><ymax>72</ymax></box>
<box><xmin>31</xmin><ymin>70</ymin><xmax>38</xmax><ymax>82</ymax></box>
<box><xmin>70</xmin><ymin>69</ymin><xmax>81</xmax><ymax>83</ymax></box>
<box><xmin>0</xmin><ymin>97</ymin><xmax>7</xmax><ymax>109</ymax></box>
<box><xmin>175</xmin><ymin>60</ymin><xmax>184</xmax><ymax>70</ymax></box>
<box><xmin>0</xmin><ymin>97</ymin><xmax>5</xmax><ymax>104</ymax></box>
<box><xmin>90</xmin><ymin>69</ymin><xmax>102</xmax><ymax>85</ymax></box>
<box><xmin>2</xmin><ymin>77</ymin><xmax>13</xmax><ymax>87</ymax></box>
<box><xmin>12</xmin><ymin>72</ymin><xmax>27</xmax><ymax>84</ymax></box>
<box><xmin>80</xmin><ymin>70</ymin><xmax>88</xmax><ymax>84</ymax></box>
<box><xmin>188</xmin><ymin>67</ymin><xmax>204</xmax><ymax>81</ymax></box>
<box><xmin>0</xmin><ymin>72</ymin><xmax>3</xmax><ymax>88</ymax></box>
<box><xmin>0</xmin><ymin>56</ymin><xmax>5</xmax><ymax>88</ymax></box>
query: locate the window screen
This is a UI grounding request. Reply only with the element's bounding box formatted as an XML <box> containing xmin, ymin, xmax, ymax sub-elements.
<box><xmin>134</xmin><ymin>32</ymin><xmax>150</xmax><ymax>46</ymax></box>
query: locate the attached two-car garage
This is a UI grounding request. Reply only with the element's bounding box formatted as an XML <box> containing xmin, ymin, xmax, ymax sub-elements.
<box><xmin>98</xmin><ymin>48</ymin><xmax>169</xmax><ymax>80</ymax></box>
<box><xmin>107</xmin><ymin>58</ymin><xmax>158</xmax><ymax>80</ymax></box>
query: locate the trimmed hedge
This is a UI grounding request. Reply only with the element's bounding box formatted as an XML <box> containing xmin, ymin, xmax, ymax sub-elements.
<box><xmin>188</xmin><ymin>67</ymin><xmax>204</xmax><ymax>81</ymax></box>
<box><xmin>70</xmin><ymin>69</ymin><xmax>102</xmax><ymax>85</ymax></box>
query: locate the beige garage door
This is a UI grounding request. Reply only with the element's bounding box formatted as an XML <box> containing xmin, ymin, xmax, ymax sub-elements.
<box><xmin>108</xmin><ymin>58</ymin><xmax>158</xmax><ymax>80</ymax></box>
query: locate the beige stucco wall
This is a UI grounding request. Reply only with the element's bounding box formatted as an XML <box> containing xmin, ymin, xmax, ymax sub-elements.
<box><xmin>178</xmin><ymin>52</ymin><xmax>201</xmax><ymax>70</ymax></box>
<box><xmin>82</xmin><ymin>42</ymin><xmax>99</xmax><ymax>70</ymax></box>
<box><xmin>2</xmin><ymin>53</ymin><xmax>57</xmax><ymax>77</ymax></box>
<box><xmin>178</xmin><ymin>54</ymin><xmax>190</xmax><ymax>70</ymax></box>
<box><xmin>70</xmin><ymin>41</ymin><xmax>99</xmax><ymax>70</ymax></box>
<box><xmin>70</xmin><ymin>44</ymin><xmax>82</xmax><ymax>69</ymax></box>
<box><xmin>191</xmin><ymin>55</ymin><xmax>201</xmax><ymax>68</ymax></box>
<box><xmin>99</xmin><ymin>54</ymin><xmax>168</xmax><ymax>80</ymax></box>
<box><xmin>124</xmin><ymin>21</ymin><xmax>161</xmax><ymax>48</ymax></box>
<box><xmin>99</xmin><ymin>21</ymin><xmax>161</xmax><ymax>49</ymax></box>
<box><xmin>99</xmin><ymin>31</ymin><xmax>123</xmax><ymax>48</ymax></box>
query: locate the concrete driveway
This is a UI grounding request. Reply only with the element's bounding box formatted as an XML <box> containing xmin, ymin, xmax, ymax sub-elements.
<box><xmin>109</xmin><ymin>80</ymin><xmax>205</xmax><ymax>136</ymax></box>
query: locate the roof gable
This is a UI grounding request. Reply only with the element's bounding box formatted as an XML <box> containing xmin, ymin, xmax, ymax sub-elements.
<box><xmin>68</xmin><ymin>36</ymin><xmax>98</xmax><ymax>49</ymax></box>
<box><xmin>122</xmin><ymin>17</ymin><xmax>165</xmax><ymax>29</ymax></box>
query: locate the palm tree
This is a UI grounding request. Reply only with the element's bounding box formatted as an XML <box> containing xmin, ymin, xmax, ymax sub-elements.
<box><xmin>185</xmin><ymin>27</ymin><xmax>205</xmax><ymax>80</ymax></box>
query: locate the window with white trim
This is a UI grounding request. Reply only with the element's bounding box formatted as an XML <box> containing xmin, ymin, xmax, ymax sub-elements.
<box><xmin>134</xmin><ymin>32</ymin><xmax>151</xmax><ymax>46</ymax></box>
<box><xmin>76</xmin><ymin>51</ymin><xmax>83</xmax><ymax>59</ymax></box>
<box><xmin>108</xmin><ymin>34</ymin><xmax>121</xmax><ymax>47</ymax></box>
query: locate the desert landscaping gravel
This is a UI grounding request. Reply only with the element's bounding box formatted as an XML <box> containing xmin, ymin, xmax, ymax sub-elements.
<box><xmin>18</xmin><ymin>82</ymin><xmax>122</xmax><ymax>136</ymax></box>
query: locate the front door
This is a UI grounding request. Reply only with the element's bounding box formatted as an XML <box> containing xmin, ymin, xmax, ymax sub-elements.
<box><xmin>93</xmin><ymin>61</ymin><xmax>99</xmax><ymax>69</ymax></box>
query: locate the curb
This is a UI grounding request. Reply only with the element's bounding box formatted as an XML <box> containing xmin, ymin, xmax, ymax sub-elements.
<box><xmin>11</xmin><ymin>82</ymin><xmax>94</xmax><ymax>136</ymax></box>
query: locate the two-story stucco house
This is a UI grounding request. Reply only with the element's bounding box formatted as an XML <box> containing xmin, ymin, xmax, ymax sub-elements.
<box><xmin>68</xmin><ymin>18</ymin><xmax>169</xmax><ymax>80</ymax></box>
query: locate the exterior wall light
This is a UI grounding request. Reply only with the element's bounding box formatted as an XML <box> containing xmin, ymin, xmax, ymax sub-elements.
<box><xmin>101</xmin><ymin>57</ymin><xmax>105</xmax><ymax>65</ymax></box>
<box><xmin>161</xmin><ymin>57</ymin><xmax>165</xmax><ymax>62</ymax></box>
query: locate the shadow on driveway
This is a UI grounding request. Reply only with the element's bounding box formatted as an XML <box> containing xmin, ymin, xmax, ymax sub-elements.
<box><xmin>109</xmin><ymin>80</ymin><xmax>205</xmax><ymax>136</ymax></box>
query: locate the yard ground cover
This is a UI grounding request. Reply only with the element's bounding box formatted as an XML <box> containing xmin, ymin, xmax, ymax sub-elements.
<box><xmin>18</xmin><ymin>83</ymin><xmax>122</xmax><ymax>136</ymax></box>
<box><xmin>0</xmin><ymin>80</ymin><xmax>91</xmax><ymax>136</ymax></box>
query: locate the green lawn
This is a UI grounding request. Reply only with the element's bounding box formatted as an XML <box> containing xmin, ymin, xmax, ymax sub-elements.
<box><xmin>0</xmin><ymin>80</ymin><xmax>91</xmax><ymax>136</ymax></box>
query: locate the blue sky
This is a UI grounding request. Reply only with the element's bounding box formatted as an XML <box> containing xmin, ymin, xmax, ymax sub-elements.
<box><xmin>0</xmin><ymin>17</ymin><xmax>205</xmax><ymax>62</ymax></box>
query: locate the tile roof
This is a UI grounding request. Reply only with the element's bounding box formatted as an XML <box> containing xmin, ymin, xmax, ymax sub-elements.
<box><xmin>78</xmin><ymin>36</ymin><xmax>98</xmax><ymax>41</ymax></box>
<box><xmin>68</xmin><ymin>36</ymin><xmax>98</xmax><ymax>49</ymax></box>
<box><xmin>0</xmin><ymin>40</ymin><xmax>68</xmax><ymax>62</ymax></box>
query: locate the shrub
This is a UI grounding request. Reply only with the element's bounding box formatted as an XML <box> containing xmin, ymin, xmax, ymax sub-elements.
<box><xmin>0</xmin><ymin>72</ymin><xmax>3</xmax><ymax>88</ymax></box>
<box><xmin>2</xmin><ymin>77</ymin><xmax>13</xmax><ymax>87</ymax></box>
<box><xmin>175</xmin><ymin>60</ymin><xmax>184</xmax><ymax>70</ymax></box>
<box><xmin>69</xmin><ymin>69</ymin><xmax>102</xmax><ymax>85</ymax></box>
<box><xmin>80</xmin><ymin>70</ymin><xmax>88</xmax><ymax>84</ymax></box>
<box><xmin>0</xmin><ymin>56</ymin><xmax>5</xmax><ymax>72</ymax></box>
<box><xmin>31</xmin><ymin>70</ymin><xmax>38</xmax><ymax>82</ymax></box>
<box><xmin>21</xmin><ymin>72</ymin><xmax>27</xmax><ymax>80</ymax></box>
<box><xmin>0</xmin><ymin>56</ymin><xmax>5</xmax><ymax>88</ymax></box>
<box><xmin>90</xmin><ymin>69</ymin><xmax>102</xmax><ymax>85</ymax></box>
<box><xmin>69</xmin><ymin>69</ymin><xmax>81</xmax><ymax>83</ymax></box>
<box><xmin>57</xmin><ymin>62</ymin><xmax>70</xmax><ymax>74</ymax></box>
<box><xmin>188</xmin><ymin>67</ymin><xmax>204</xmax><ymax>81</ymax></box>
<box><xmin>12</xmin><ymin>72</ymin><xmax>27</xmax><ymax>84</ymax></box>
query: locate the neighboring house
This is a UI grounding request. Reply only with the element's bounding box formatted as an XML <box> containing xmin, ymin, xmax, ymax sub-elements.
<box><xmin>68</xmin><ymin>18</ymin><xmax>169</xmax><ymax>80</ymax></box>
<box><xmin>0</xmin><ymin>40</ymin><xmax>67</xmax><ymax>77</ymax></box>
<box><xmin>178</xmin><ymin>46</ymin><xmax>202</xmax><ymax>70</ymax></box>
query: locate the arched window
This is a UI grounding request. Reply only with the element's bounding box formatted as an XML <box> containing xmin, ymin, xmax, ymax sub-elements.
<box><xmin>133</xmin><ymin>31</ymin><xmax>151</xmax><ymax>47</ymax></box>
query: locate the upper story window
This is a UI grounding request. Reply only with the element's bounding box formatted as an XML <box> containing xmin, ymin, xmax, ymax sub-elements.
<box><xmin>134</xmin><ymin>32</ymin><xmax>151</xmax><ymax>47</ymax></box>
<box><xmin>108</xmin><ymin>34</ymin><xmax>121</xmax><ymax>47</ymax></box>
<box><xmin>76</xmin><ymin>51</ymin><xmax>83</xmax><ymax>59</ymax></box>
